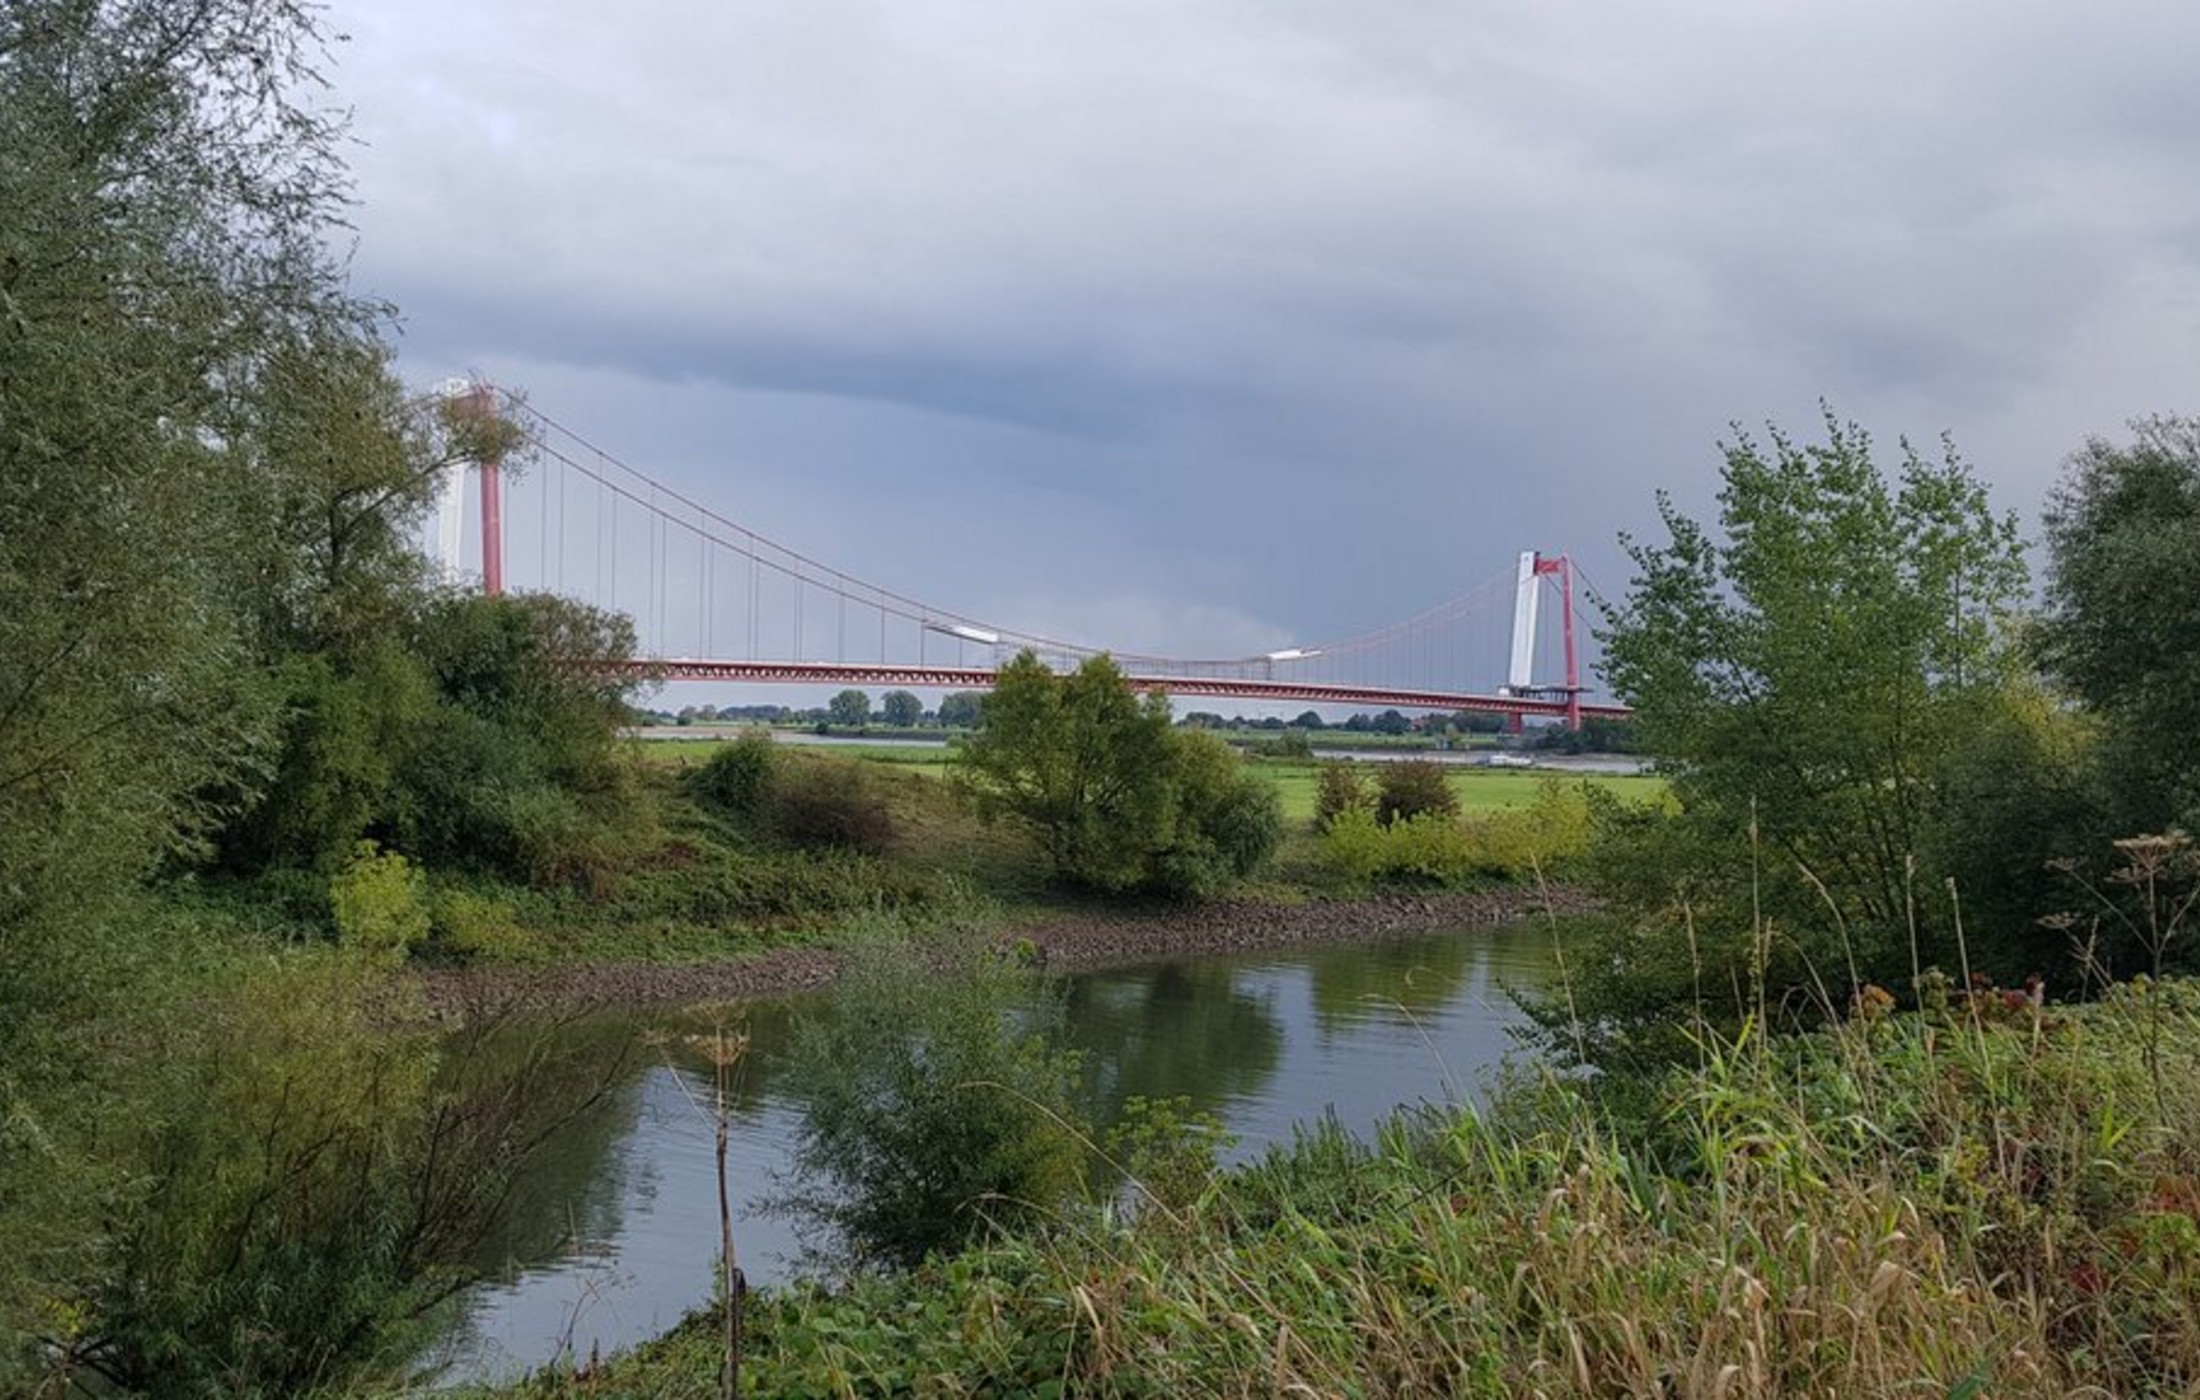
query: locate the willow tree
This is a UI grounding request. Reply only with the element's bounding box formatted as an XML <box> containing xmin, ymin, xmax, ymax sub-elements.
<box><xmin>0</xmin><ymin>0</ymin><xmax>372</xmax><ymax>1354</ymax></box>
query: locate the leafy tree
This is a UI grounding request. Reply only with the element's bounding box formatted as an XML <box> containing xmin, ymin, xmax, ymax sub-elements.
<box><xmin>2040</xmin><ymin>417</ymin><xmax>2200</xmax><ymax>831</ymax></box>
<box><xmin>959</xmin><ymin>653</ymin><xmax>1280</xmax><ymax>895</ymax></box>
<box><xmin>936</xmin><ymin>691</ymin><xmax>985</xmax><ymax>729</ymax></box>
<box><xmin>828</xmin><ymin>688</ymin><xmax>873</xmax><ymax>727</ymax></box>
<box><xmin>392</xmin><ymin>592</ymin><xmax>646</xmax><ymax>882</ymax></box>
<box><xmin>1539</xmin><ymin>411</ymin><xmax>2027</xmax><ymax>1068</ymax></box>
<box><xmin>0</xmin><ymin>0</ymin><xmax>379</xmax><ymax>1349</ymax></box>
<box><xmin>1375</xmin><ymin>759</ymin><xmax>1461</xmax><ymax>828</ymax></box>
<box><xmin>1293</xmin><ymin>710</ymin><xmax>1327</xmax><ymax>731</ymax></box>
<box><xmin>960</xmin><ymin>653</ymin><xmax>1179</xmax><ymax>890</ymax></box>
<box><xmin>879</xmin><ymin>689</ymin><xmax>924</xmax><ymax>728</ymax></box>
<box><xmin>1370</xmin><ymin>710</ymin><xmax>1412</xmax><ymax>736</ymax></box>
<box><xmin>1450</xmin><ymin>709</ymin><xmax>1507</xmax><ymax>735</ymax></box>
<box><xmin>1145</xmin><ymin>731</ymin><xmax>1284</xmax><ymax>899</ymax></box>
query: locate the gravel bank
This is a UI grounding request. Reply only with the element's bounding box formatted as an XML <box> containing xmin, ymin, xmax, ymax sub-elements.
<box><xmin>415</xmin><ymin>886</ymin><xmax>1591</xmax><ymax>1020</ymax></box>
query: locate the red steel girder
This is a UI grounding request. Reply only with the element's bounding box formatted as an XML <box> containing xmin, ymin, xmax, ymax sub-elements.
<box><xmin>619</xmin><ymin>659</ymin><xmax>1630</xmax><ymax>721</ymax></box>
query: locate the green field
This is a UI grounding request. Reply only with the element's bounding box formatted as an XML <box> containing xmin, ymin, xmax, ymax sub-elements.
<box><xmin>1247</xmin><ymin>760</ymin><xmax>1661</xmax><ymax>824</ymax></box>
<box><xmin>627</xmin><ymin>735</ymin><xmax>1661</xmax><ymax>826</ymax></box>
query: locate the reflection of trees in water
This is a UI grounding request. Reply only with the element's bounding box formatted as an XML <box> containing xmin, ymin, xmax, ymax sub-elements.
<box><xmin>651</xmin><ymin>995</ymin><xmax>806</xmax><ymax>1116</ymax></box>
<box><xmin>1305</xmin><ymin>936</ymin><xmax>1480</xmax><ymax>1037</ymax></box>
<box><xmin>449</xmin><ymin>1013</ymin><xmax>653</xmax><ymax>1275</ymax></box>
<box><xmin>1306</xmin><ymin>929</ymin><xmax>1555</xmax><ymax>1038</ymax></box>
<box><xmin>1059</xmin><ymin>961</ymin><xmax>1285</xmax><ymax>1127</ymax></box>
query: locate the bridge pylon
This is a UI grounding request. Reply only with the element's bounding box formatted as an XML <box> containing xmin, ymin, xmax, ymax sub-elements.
<box><xmin>430</xmin><ymin>379</ymin><xmax>507</xmax><ymax>596</ymax></box>
<box><xmin>1502</xmin><ymin>550</ymin><xmax>1584</xmax><ymax>732</ymax></box>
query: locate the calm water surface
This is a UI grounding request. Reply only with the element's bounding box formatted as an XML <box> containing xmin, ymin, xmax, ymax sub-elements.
<box><xmin>426</xmin><ymin>922</ymin><xmax>1553</xmax><ymax>1384</ymax></box>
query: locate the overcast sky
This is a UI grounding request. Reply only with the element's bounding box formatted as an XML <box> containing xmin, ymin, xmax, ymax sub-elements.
<box><xmin>335</xmin><ymin>2</ymin><xmax>2200</xmax><ymax>697</ymax></box>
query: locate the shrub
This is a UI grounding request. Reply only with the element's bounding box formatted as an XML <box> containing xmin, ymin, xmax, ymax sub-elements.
<box><xmin>1320</xmin><ymin>806</ymin><xmax>1471</xmax><ymax>886</ymax></box>
<box><xmin>769</xmin><ymin>757</ymin><xmax>897</xmax><ymax>855</ymax></box>
<box><xmin>1375</xmin><ymin>758</ymin><xmax>1459</xmax><ymax>827</ymax></box>
<box><xmin>428</xmin><ymin>886</ymin><xmax>531</xmax><ymax>961</ymax></box>
<box><xmin>691</xmin><ymin>728</ymin><xmax>776</xmax><ymax>819</ymax></box>
<box><xmin>1104</xmin><ymin>1095</ymin><xmax>1236</xmax><ymax>1220</ymax></box>
<box><xmin>1456</xmin><ymin>779</ymin><xmax>1595</xmax><ymax>879</ymax></box>
<box><xmin>328</xmin><ymin>841</ymin><xmax>429</xmax><ymax>959</ymax></box>
<box><xmin>777</xmin><ymin>933</ymin><xmax>1087</xmax><ymax>1269</ymax></box>
<box><xmin>1257</xmin><ymin>729</ymin><xmax>1314</xmax><ymax>759</ymax></box>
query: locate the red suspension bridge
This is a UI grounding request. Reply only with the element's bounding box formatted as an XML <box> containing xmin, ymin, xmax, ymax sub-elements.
<box><xmin>430</xmin><ymin>383</ymin><xmax>1629</xmax><ymax>729</ymax></box>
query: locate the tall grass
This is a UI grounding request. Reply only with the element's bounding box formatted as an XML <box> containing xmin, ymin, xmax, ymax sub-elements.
<box><xmin>491</xmin><ymin>973</ymin><xmax>2200</xmax><ymax>1399</ymax></box>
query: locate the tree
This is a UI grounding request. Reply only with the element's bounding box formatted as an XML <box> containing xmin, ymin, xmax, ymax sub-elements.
<box><xmin>1293</xmin><ymin>710</ymin><xmax>1327</xmax><ymax>731</ymax></box>
<box><xmin>936</xmin><ymin>691</ymin><xmax>984</xmax><ymax>729</ymax></box>
<box><xmin>1314</xmin><ymin>761</ymin><xmax>1369</xmax><ymax>832</ymax></box>
<box><xmin>960</xmin><ymin>653</ymin><xmax>1178</xmax><ymax>890</ymax></box>
<box><xmin>1145</xmin><ymin>732</ymin><xmax>1284</xmax><ymax>899</ymax></box>
<box><xmin>879</xmin><ymin>689</ymin><xmax>923</xmax><ymax>728</ymax></box>
<box><xmin>960</xmin><ymin>653</ymin><xmax>1280</xmax><ymax>895</ymax></box>
<box><xmin>1538</xmin><ymin>412</ymin><xmax>2027</xmax><ymax>1068</ymax></box>
<box><xmin>0</xmin><ymin>0</ymin><xmax>376</xmax><ymax>1346</ymax></box>
<box><xmin>1451</xmin><ymin>709</ymin><xmax>1506</xmax><ymax>735</ymax></box>
<box><xmin>1370</xmin><ymin>710</ymin><xmax>1412</xmax><ymax>736</ymax></box>
<box><xmin>2040</xmin><ymin>417</ymin><xmax>2200</xmax><ymax>830</ymax></box>
<box><xmin>828</xmin><ymin>689</ymin><xmax>873</xmax><ymax>728</ymax></box>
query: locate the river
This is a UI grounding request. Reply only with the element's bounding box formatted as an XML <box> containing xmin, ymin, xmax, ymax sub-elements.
<box><xmin>422</xmin><ymin>921</ymin><xmax>1554</xmax><ymax>1385</ymax></box>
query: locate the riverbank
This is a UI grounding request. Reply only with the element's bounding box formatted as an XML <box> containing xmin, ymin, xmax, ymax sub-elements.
<box><xmin>415</xmin><ymin>885</ymin><xmax>1590</xmax><ymax>1018</ymax></box>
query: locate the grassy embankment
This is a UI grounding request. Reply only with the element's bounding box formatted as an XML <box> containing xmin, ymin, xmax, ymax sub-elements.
<box><xmin>470</xmin><ymin>978</ymin><xmax>2200</xmax><ymax>1399</ymax></box>
<box><xmin>482</xmin><ymin>735</ymin><xmax>1663</xmax><ymax>967</ymax></box>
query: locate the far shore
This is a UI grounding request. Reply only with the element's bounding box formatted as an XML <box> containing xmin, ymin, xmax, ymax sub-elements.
<box><xmin>417</xmin><ymin>885</ymin><xmax>1591</xmax><ymax>1020</ymax></box>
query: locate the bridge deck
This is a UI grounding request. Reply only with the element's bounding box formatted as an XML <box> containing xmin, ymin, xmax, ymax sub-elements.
<box><xmin>629</xmin><ymin>659</ymin><xmax>1629</xmax><ymax>721</ymax></box>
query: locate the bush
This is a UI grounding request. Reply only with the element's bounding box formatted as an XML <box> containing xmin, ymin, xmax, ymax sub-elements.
<box><xmin>428</xmin><ymin>886</ymin><xmax>531</xmax><ymax>961</ymax></box>
<box><xmin>1256</xmin><ymin>729</ymin><xmax>1314</xmax><ymax>759</ymax></box>
<box><xmin>1456</xmin><ymin>779</ymin><xmax>1595</xmax><ymax>880</ymax></box>
<box><xmin>328</xmin><ymin>841</ymin><xmax>429</xmax><ymax>959</ymax></box>
<box><xmin>777</xmin><ymin>933</ymin><xmax>1087</xmax><ymax>1270</ymax></box>
<box><xmin>769</xmin><ymin>757</ymin><xmax>898</xmax><ymax>855</ymax></box>
<box><xmin>1104</xmin><ymin>1095</ymin><xmax>1235</xmax><ymax>1220</ymax></box>
<box><xmin>691</xmin><ymin>728</ymin><xmax>776</xmax><ymax>819</ymax></box>
<box><xmin>1375</xmin><ymin>759</ymin><xmax>1459</xmax><ymax>828</ymax></box>
<box><xmin>1320</xmin><ymin>782</ymin><xmax>1597</xmax><ymax>889</ymax></box>
<box><xmin>1321</xmin><ymin>807</ymin><xmax>1472</xmax><ymax>886</ymax></box>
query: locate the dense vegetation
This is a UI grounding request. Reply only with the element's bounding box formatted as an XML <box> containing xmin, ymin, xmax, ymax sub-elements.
<box><xmin>0</xmin><ymin>4</ymin><xmax>652</xmax><ymax>1389</ymax></box>
<box><xmin>1526</xmin><ymin>413</ymin><xmax>2200</xmax><ymax>1075</ymax></box>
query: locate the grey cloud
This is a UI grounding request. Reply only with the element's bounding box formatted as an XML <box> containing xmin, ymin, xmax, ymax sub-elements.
<box><xmin>341</xmin><ymin>0</ymin><xmax>2200</xmax><ymax>678</ymax></box>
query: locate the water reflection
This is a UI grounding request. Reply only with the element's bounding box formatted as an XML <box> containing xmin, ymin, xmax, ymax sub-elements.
<box><xmin>1061</xmin><ymin>960</ymin><xmax>1285</xmax><ymax>1123</ymax></box>
<box><xmin>1305</xmin><ymin>932</ymin><xmax>1480</xmax><ymax>1036</ymax></box>
<box><xmin>427</xmin><ymin>922</ymin><xmax>1550</xmax><ymax>1385</ymax></box>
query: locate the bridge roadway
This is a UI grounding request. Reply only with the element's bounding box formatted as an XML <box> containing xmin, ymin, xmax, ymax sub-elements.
<box><xmin>627</xmin><ymin>659</ymin><xmax>1630</xmax><ymax>722</ymax></box>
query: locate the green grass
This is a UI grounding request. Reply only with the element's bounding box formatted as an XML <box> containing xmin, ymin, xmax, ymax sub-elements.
<box><xmin>1250</xmin><ymin>759</ymin><xmax>1663</xmax><ymax>825</ymax></box>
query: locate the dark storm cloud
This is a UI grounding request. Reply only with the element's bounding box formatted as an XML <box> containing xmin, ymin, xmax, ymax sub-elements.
<box><xmin>337</xmin><ymin>1</ymin><xmax>2200</xmax><ymax>669</ymax></box>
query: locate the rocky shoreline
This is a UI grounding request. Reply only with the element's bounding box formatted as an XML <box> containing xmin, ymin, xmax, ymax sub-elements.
<box><xmin>416</xmin><ymin>886</ymin><xmax>1591</xmax><ymax>1020</ymax></box>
